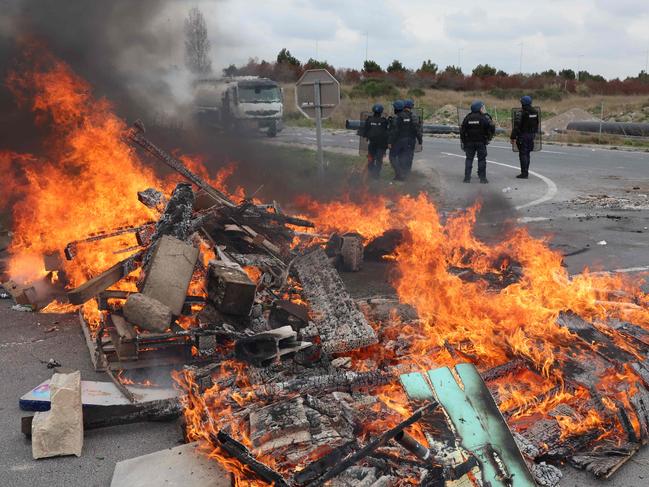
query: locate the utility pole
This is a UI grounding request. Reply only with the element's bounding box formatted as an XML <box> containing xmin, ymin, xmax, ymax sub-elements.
<box><xmin>365</xmin><ymin>32</ymin><xmax>369</xmax><ymax>62</ymax></box>
<box><xmin>645</xmin><ymin>49</ymin><xmax>648</xmax><ymax>73</ymax></box>
<box><xmin>577</xmin><ymin>54</ymin><xmax>584</xmax><ymax>81</ymax></box>
<box><xmin>315</xmin><ymin>40</ymin><xmax>318</xmax><ymax>60</ymax></box>
<box><xmin>458</xmin><ymin>48</ymin><xmax>463</xmax><ymax>68</ymax></box>
<box><xmin>518</xmin><ymin>42</ymin><xmax>523</xmax><ymax>74</ymax></box>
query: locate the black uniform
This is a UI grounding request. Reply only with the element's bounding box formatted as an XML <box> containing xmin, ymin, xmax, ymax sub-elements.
<box><xmin>402</xmin><ymin>108</ymin><xmax>423</xmax><ymax>175</ymax></box>
<box><xmin>460</xmin><ymin>111</ymin><xmax>495</xmax><ymax>181</ymax></box>
<box><xmin>510</xmin><ymin>105</ymin><xmax>539</xmax><ymax>177</ymax></box>
<box><xmin>359</xmin><ymin>114</ymin><xmax>389</xmax><ymax>178</ymax></box>
<box><xmin>388</xmin><ymin>111</ymin><xmax>420</xmax><ymax>180</ymax></box>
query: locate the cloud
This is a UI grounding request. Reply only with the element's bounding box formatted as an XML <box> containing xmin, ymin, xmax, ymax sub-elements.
<box><xmin>164</xmin><ymin>0</ymin><xmax>649</xmax><ymax>78</ymax></box>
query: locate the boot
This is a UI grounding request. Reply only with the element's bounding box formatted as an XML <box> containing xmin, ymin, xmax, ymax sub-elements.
<box><xmin>463</xmin><ymin>177</ymin><xmax>471</xmax><ymax>183</ymax></box>
<box><xmin>516</xmin><ymin>174</ymin><xmax>528</xmax><ymax>179</ymax></box>
<box><xmin>480</xmin><ymin>178</ymin><xmax>489</xmax><ymax>184</ymax></box>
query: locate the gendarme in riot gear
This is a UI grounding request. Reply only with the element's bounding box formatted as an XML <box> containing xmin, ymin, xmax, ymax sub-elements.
<box><xmin>460</xmin><ymin>100</ymin><xmax>495</xmax><ymax>183</ymax></box>
<box><xmin>388</xmin><ymin>99</ymin><xmax>420</xmax><ymax>181</ymax></box>
<box><xmin>511</xmin><ymin>95</ymin><xmax>540</xmax><ymax>179</ymax></box>
<box><xmin>359</xmin><ymin>103</ymin><xmax>389</xmax><ymax>178</ymax></box>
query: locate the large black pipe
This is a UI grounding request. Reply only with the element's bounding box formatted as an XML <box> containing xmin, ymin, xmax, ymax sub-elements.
<box><xmin>345</xmin><ymin>120</ymin><xmax>506</xmax><ymax>135</ymax></box>
<box><xmin>566</xmin><ymin>121</ymin><xmax>649</xmax><ymax>137</ymax></box>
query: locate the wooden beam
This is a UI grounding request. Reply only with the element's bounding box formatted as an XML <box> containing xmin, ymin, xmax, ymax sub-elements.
<box><xmin>67</xmin><ymin>251</ymin><xmax>143</xmax><ymax>305</ymax></box>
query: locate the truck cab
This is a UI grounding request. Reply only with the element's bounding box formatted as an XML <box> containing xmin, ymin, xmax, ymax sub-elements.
<box><xmin>193</xmin><ymin>77</ymin><xmax>284</xmax><ymax>137</ymax></box>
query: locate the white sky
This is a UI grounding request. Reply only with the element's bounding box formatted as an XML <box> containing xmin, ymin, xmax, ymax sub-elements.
<box><xmin>165</xmin><ymin>0</ymin><xmax>649</xmax><ymax>79</ymax></box>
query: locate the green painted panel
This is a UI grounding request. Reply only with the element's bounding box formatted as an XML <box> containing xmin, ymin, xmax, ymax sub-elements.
<box><xmin>399</xmin><ymin>372</ymin><xmax>435</xmax><ymax>401</ymax></box>
<box><xmin>427</xmin><ymin>364</ymin><xmax>536</xmax><ymax>487</ymax></box>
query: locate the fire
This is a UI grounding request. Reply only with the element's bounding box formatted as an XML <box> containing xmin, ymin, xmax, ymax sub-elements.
<box><xmin>2</xmin><ymin>48</ymin><xmax>162</xmax><ymax>287</ymax></box>
<box><xmin>4</xmin><ymin>47</ymin><xmax>649</xmax><ymax>484</ymax></box>
<box><xmin>293</xmin><ymin>193</ymin><xmax>395</xmax><ymax>241</ymax></box>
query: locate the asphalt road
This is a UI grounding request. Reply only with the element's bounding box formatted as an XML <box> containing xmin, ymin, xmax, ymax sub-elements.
<box><xmin>274</xmin><ymin>127</ymin><xmax>649</xmax><ymax>277</ymax></box>
<box><xmin>0</xmin><ymin>127</ymin><xmax>647</xmax><ymax>487</ymax></box>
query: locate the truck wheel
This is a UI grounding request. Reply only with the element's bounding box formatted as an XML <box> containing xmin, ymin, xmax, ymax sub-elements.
<box><xmin>266</xmin><ymin>123</ymin><xmax>277</xmax><ymax>137</ymax></box>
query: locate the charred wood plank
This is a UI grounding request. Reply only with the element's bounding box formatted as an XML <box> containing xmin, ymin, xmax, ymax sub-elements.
<box><xmin>21</xmin><ymin>397</ymin><xmax>181</xmax><ymax>437</ymax></box>
<box><xmin>556</xmin><ymin>312</ymin><xmax>637</xmax><ymax>364</ymax></box>
<box><xmin>304</xmin><ymin>401</ymin><xmax>439</xmax><ymax>487</ymax></box>
<box><xmin>126</xmin><ymin>122</ymin><xmax>235</xmax><ymax>208</ymax></box>
<box><xmin>293</xmin><ymin>248</ymin><xmax>377</xmax><ymax>354</ymax></box>
<box><xmin>252</xmin><ymin>368</ymin><xmax>399</xmax><ymax>400</ymax></box>
<box><xmin>293</xmin><ymin>441</ymin><xmax>357</xmax><ymax>485</ymax></box>
<box><xmin>480</xmin><ymin>359</ymin><xmax>527</xmax><ymax>383</ymax></box>
<box><xmin>570</xmin><ymin>442</ymin><xmax>639</xmax><ymax>478</ymax></box>
<box><xmin>67</xmin><ymin>251</ymin><xmax>143</xmax><ymax>305</ymax></box>
<box><xmin>212</xmin><ymin>430</ymin><xmax>290</xmax><ymax>487</ymax></box>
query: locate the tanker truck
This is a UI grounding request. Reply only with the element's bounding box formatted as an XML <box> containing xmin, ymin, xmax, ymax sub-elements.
<box><xmin>192</xmin><ymin>76</ymin><xmax>284</xmax><ymax>136</ymax></box>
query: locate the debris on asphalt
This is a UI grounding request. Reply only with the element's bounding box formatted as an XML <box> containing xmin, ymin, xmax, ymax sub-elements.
<box><xmin>46</xmin><ymin>359</ymin><xmax>61</xmax><ymax>369</ymax></box>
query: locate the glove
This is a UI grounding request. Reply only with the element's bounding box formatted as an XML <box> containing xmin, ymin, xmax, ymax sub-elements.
<box><xmin>417</xmin><ymin>136</ymin><xmax>423</xmax><ymax>145</ymax></box>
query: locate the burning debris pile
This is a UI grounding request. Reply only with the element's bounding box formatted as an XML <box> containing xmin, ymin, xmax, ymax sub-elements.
<box><xmin>2</xmin><ymin>51</ymin><xmax>649</xmax><ymax>487</ymax></box>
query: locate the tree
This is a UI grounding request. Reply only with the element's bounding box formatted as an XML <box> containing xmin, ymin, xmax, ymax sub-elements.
<box><xmin>639</xmin><ymin>70</ymin><xmax>649</xmax><ymax>83</ymax></box>
<box><xmin>276</xmin><ymin>48</ymin><xmax>301</xmax><ymax>67</ymax></box>
<box><xmin>184</xmin><ymin>7</ymin><xmax>212</xmax><ymax>75</ymax></box>
<box><xmin>223</xmin><ymin>64</ymin><xmax>237</xmax><ymax>77</ymax></box>
<box><xmin>363</xmin><ymin>60</ymin><xmax>383</xmax><ymax>73</ymax></box>
<box><xmin>418</xmin><ymin>59</ymin><xmax>438</xmax><ymax>75</ymax></box>
<box><xmin>443</xmin><ymin>65</ymin><xmax>463</xmax><ymax>76</ymax></box>
<box><xmin>496</xmin><ymin>69</ymin><xmax>509</xmax><ymax>77</ymax></box>
<box><xmin>578</xmin><ymin>71</ymin><xmax>605</xmax><ymax>82</ymax></box>
<box><xmin>472</xmin><ymin>64</ymin><xmax>497</xmax><ymax>78</ymax></box>
<box><xmin>541</xmin><ymin>69</ymin><xmax>557</xmax><ymax>78</ymax></box>
<box><xmin>386</xmin><ymin>59</ymin><xmax>406</xmax><ymax>73</ymax></box>
<box><xmin>303</xmin><ymin>58</ymin><xmax>335</xmax><ymax>74</ymax></box>
<box><xmin>559</xmin><ymin>68</ymin><xmax>576</xmax><ymax>80</ymax></box>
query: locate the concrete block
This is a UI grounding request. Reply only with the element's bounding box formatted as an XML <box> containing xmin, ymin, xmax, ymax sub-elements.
<box><xmin>142</xmin><ymin>235</ymin><xmax>199</xmax><ymax>316</ymax></box>
<box><xmin>32</xmin><ymin>371</ymin><xmax>83</xmax><ymax>459</ymax></box>
<box><xmin>123</xmin><ymin>293</ymin><xmax>172</xmax><ymax>333</ymax></box>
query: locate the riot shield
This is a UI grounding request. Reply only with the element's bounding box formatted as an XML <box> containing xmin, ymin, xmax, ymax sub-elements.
<box><xmin>358</xmin><ymin>111</ymin><xmax>370</xmax><ymax>156</ymax></box>
<box><xmin>457</xmin><ymin>107</ymin><xmax>470</xmax><ymax>151</ymax></box>
<box><xmin>511</xmin><ymin>106</ymin><xmax>542</xmax><ymax>152</ymax></box>
<box><xmin>414</xmin><ymin>107</ymin><xmax>424</xmax><ymax>153</ymax></box>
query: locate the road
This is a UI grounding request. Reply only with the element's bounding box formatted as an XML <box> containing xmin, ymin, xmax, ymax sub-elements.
<box><xmin>274</xmin><ymin>127</ymin><xmax>649</xmax><ymax>278</ymax></box>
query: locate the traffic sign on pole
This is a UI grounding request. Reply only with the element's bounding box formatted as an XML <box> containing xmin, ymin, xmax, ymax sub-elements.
<box><xmin>295</xmin><ymin>69</ymin><xmax>340</xmax><ymax>176</ymax></box>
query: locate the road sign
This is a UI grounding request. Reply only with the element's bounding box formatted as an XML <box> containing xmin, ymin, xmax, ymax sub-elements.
<box><xmin>295</xmin><ymin>69</ymin><xmax>340</xmax><ymax>119</ymax></box>
<box><xmin>295</xmin><ymin>69</ymin><xmax>340</xmax><ymax>176</ymax></box>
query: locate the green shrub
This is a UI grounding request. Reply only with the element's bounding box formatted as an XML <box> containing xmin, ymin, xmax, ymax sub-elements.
<box><xmin>349</xmin><ymin>78</ymin><xmax>399</xmax><ymax>99</ymax></box>
<box><xmin>407</xmin><ymin>87</ymin><xmax>425</xmax><ymax>97</ymax></box>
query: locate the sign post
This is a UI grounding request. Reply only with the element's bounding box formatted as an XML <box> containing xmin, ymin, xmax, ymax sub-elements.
<box><xmin>314</xmin><ymin>80</ymin><xmax>324</xmax><ymax>176</ymax></box>
<box><xmin>295</xmin><ymin>69</ymin><xmax>340</xmax><ymax>176</ymax></box>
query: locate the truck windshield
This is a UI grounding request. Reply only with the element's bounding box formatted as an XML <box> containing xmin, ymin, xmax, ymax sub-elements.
<box><xmin>238</xmin><ymin>85</ymin><xmax>281</xmax><ymax>103</ymax></box>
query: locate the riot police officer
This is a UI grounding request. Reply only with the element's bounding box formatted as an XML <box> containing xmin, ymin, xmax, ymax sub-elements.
<box><xmin>511</xmin><ymin>95</ymin><xmax>540</xmax><ymax>179</ymax></box>
<box><xmin>359</xmin><ymin>103</ymin><xmax>389</xmax><ymax>178</ymax></box>
<box><xmin>388</xmin><ymin>99</ymin><xmax>419</xmax><ymax>181</ymax></box>
<box><xmin>460</xmin><ymin>100</ymin><xmax>495</xmax><ymax>183</ymax></box>
<box><xmin>402</xmin><ymin>99</ymin><xmax>423</xmax><ymax>176</ymax></box>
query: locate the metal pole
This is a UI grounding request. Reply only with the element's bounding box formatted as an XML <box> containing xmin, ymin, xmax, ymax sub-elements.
<box><xmin>599</xmin><ymin>101</ymin><xmax>604</xmax><ymax>144</ymax></box>
<box><xmin>365</xmin><ymin>32</ymin><xmax>369</xmax><ymax>62</ymax></box>
<box><xmin>314</xmin><ymin>80</ymin><xmax>324</xmax><ymax>176</ymax></box>
<box><xmin>519</xmin><ymin>42</ymin><xmax>523</xmax><ymax>74</ymax></box>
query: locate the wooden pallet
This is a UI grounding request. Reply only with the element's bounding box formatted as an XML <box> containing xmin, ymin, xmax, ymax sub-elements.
<box><xmin>78</xmin><ymin>309</ymin><xmax>195</xmax><ymax>371</ymax></box>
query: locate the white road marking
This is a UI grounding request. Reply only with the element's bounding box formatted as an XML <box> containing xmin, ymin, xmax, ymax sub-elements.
<box><xmin>489</xmin><ymin>145</ymin><xmax>568</xmax><ymax>155</ymax></box>
<box><xmin>441</xmin><ymin>152</ymin><xmax>559</xmax><ymax>210</ymax></box>
<box><xmin>518</xmin><ymin>216</ymin><xmax>550</xmax><ymax>223</ymax></box>
<box><xmin>575</xmin><ymin>265</ymin><xmax>649</xmax><ymax>277</ymax></box>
